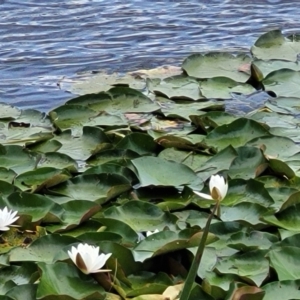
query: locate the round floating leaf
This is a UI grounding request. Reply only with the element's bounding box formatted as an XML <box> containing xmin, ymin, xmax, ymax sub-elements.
<box><xmin>49</xmin><ymin>174</ymin><xmax>131</xmax><ymax>204</ymax></box>
<box><xmin>6</xmin><ymin>284</ymin><xmax>37</xmax><ymax>300</ymax></box>
<box><xmin>146</xmin><ymin>75</ymin><xmax>202</xmax><ymax>101</ymax></box>
<box><xmin>0</xmin><ymin>103</ymin><xmax>21</xmax><ymax>120</ymax></box>
<box><xmin>267</xmin><ymin>247</ymin><xmax>300</xmax><ymax>280</ymax></box>
<box><xmin>14</xmin><ymin>167</ymin><xmax>71</xmax><ymax>192</ymax></box>
<box><xmin>65</xmin><ymin>72</ymin><xmax>145</xmax><ymax>95</ymax></box>
<box><xmin>131</xmin><ymin>156</ymin><xmax>198</xmax><ymax>187</ymax></box>
<box><xmin>104</xmin><ymin>200</ymin><xmax>177</xmax><ymax>232</ymax></box>
<box><xmin>133</xmin><ymin>229</ymin><xmax>217</xmax><ymax>262</ymax></box>
<box><xmin>215</xmin><ymin>250</ymin><xmax>269</xmax><ymax>286</ymax></box>
<box><xmin>37</xmin><ymin>152</ymin><xmax>78</xmax><ymax>172</ymax></box>
<box><xmin>228</xmin><ymin>146</ymin><xmax>267</xmax><ymax>179</ymax></box>
<box><xmin>182</xmin><ymin>52</ymin><xmax>251</xmax><ymax>82</ymax></box>
<box><xmin>0</xmin><ymin>168</ymin><xmax>16</xmax><ymax>183</ymax></box>
<box><xmin>252</xmin><ymin>60</ymin><xmax>300</xmax><ymax>80</ymax></box>
<box><xmin>0</xmin><ymin>263</ymin><xmax>37</xmax><ymax>285</ymax></box>
<box><xmin>199</xmin><ymin>77</ymin><xmax>255</xmax><ymax>99</ymax></box>
<box><xmin>53</xmin><ymin>126</ymin><xmax>111</xmax><ymax>161</ymax></box>
<box><xmin>220</xmin><ymin>202</ymin><xmax>269</xmax><ymax>226</ymax></box>
<box><xmin>268</xmin><ymin>158</ymin><xmax>295</xmax><ymax>179</ymax></box>
<box><xmin>49</xmin><ymin>104</ymin><xmax>96</xmax><ymax>130</ymax></box>
<box><xmin>204</xmin><ymin>118</ymin><xmax>270</xmax><ymax>151</ymax></box>
<box><xmin>160</xmin><ymin>100</ymin><xmax>221</xmax><ymax>121</ymax></box>
<box><xmin>9</xmin><ymin>234</ymin><xmax>78</xmax><ymax>263</ymax></box>
<box><xmin>116</xmin><ymin>133</ymin><xmax>158</xmax><ymax>155</ymax></box>
<box><xmin>264</xmin><ymin>97</ymin><xmax>300</xmax><ymax>115</ymax></box>
<box><xmin>0</xmin><ymin>145</ymin><xmax>37</xmax><ymax>174</ymax></box>
<box><xmin>263</xmin><ymin>69</ymin><xmax>300</xmax><ymax>97</ymax></box>
<box><xmin>251</xmin><ymin>30</ymin><xmax>300</xmax><ymax>61</ymax></box>
<box><xmin>263</xmin><ymin>203</ymin><xmax>300</xmax><ymax>231</ymax></box>
<box><xmin>159</xmin><ymin>148</ymin><xmax>208</xmax><ymax>172</ymax></box>
<box><xmin>36</xmin><ymin>262</ymin><xmax>105</xmax><ymax>300</ymax></box>
<box><xmin>125</xmin><ymin>272</ymin><xmax>173</xmax><ymax>297</ymax></box>
<box><xmin>68</xmin><ymin>87</ymin><xmax>160</xmax><ymax>114</ymax></box>
<box><xmin>247</xmin><ymin>135</ymin><xmax>300</xmax><ymax>160</ymax></box>
<box><xmin>46</xmin><ymin>200</ymin><xmax>100</xmax><ymax>233</ymax></box>
<box><xmin>227</xmin><ymin>231</ymin><xmax>278</xmax><ymax>252</ymax></box>
<box><xmin>84</xmin><ymin>162</ymin><xmax>137</xmax><ymax>183</ymax></box>
<box><xmin>223</xmin><ymin>178</ymin><xmax>274</xmax><ymax>207</ymax></box>
<box><xmin>95</xmin><ymin>218</ymin><xmax>139</xmax><ymax>244</ymax></box>
<box><xmin>3</xmin><ymin>192</ymin><xmax>60</xmax><ymax>223</ymax></box>
<box><xmin>262</xmin><ymin>280</ymin><xmax>300</xmax><ymax>300</ymax></box>
<box><xmin>195</xmin><ymin>145</ymin><xmax>237</xmax><ymax>182</ymax></box>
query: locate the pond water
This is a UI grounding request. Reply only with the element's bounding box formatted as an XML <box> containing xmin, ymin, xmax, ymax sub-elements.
<box><xmin>1</xmin><ymin>0</ymin><xmax>299</xmax><ymax>111</ymax></box>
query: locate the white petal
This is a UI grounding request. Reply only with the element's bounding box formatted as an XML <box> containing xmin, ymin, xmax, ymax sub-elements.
<box><xmin>146</xmin><ymin>229</ymin><xmax>159</xmax><ymax>237</ymax></box>
<box><xmin>193</xmin><ymin>191</ymin><xmax>213</xmax><ymax>200</ymax></box>
<box><xmin>92</xmin><ymin>253</ymin><xmax>112</xmax><ymax>271</ymax></box>
<box><xmin>0</xmin><ymin>226</ymin><xmax>10</xmax><ymax>231</ymax></box>
<box><xmin>209</xmin><ymin>175</ymin><xmax>228</xmax><ymax>200</ymax></box>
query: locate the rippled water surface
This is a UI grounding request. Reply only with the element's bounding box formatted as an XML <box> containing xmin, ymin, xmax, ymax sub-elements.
<box><xmin>1</xmin><ymin>0</ymin><xmax>300</xmax><ymax>111</ymax></box>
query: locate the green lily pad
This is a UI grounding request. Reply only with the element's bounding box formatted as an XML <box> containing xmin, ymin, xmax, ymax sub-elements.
<box><xmin>46</xmin><ymin>200</ymin><xmax>100</xmax><ymax>233</ymax></box>
<box><xmin>9</xmin><ymin>234</ymin><xmax>78</xmax><ymax>263</ymax></box>
<box><xmin>251</xmin><ymin>30</ymin><xmax>300</xmax><ymax>61</ymax></box>
<box><xmin>52</xmin><ymin>127</ymin><xmax>112</xmax><ymax>161</ymax></box>
<box><xmin>49</xmin><ymin>174</ymin><xmax>131</xmax><ymax>204</ymax></box>
<box><xmin>247</xmin><ymin>135</ymin><xmax>300</xmax><ymax>160</ymax></box>
<box><xmin>215</xmin><ymin>250</ymin><xmax>269</xmax><ymax>286</ymax></box>
<box><xmin>116</xmin><ymin>132</ymin><xmax>158</xmax><ymax>155</ymax></box>
<box><xmin>146</xmin><ymin>75</ymin><xmax>203</xmax><ymax>101</ymax></box>
<box><xmin>262</xmin><ymin>280</ymin><xmax>300</xmax><ymax>300</ymax></box>
<box><xmin>252</xmin><ymin>60</ymin><xmax>300</xmax><ymax>80</ymax></box>
<box><xmin>0</xmin><ymin>103</ymin><xmax>21</xmax><ymax>120</ymax></box>
<box><xmin>67</xmin><ymin>87</ymin><xmax>160</xmax><ymax>114</ymax></box>
<box><xmin>199</xmin><ymin>77</ymin><xmax>255</xmax><ymax>99</ymax></box>
<box><xmin>220</xmin><ymin>202</ymin><xmax>269</xmax><ymax>226</ymax></box>
<box><xmin>14</xmin><ymin>167</ymin><xmax>71</xmax><ymax>192</ymax></box>
<box><xmin>131</xmin><ymin>156</ymin><xmax>198</xmax><ymax>187</ymax></box>
<box><xmin>204</xmin><ymin>118</ymin><xmax>270</xmax><ymax>151</ymax></box>
<box><xmin>228</xmin><ymin>146</ymin><xmax>267</xmax><ymax>179</ymax></box>
<box><xmin>0</xmin><ymin>145</ymin><xmax>37</xmax><ymax>174</ymax></box>
<box><xmin>104</xmin><ymin>200</ymin><xmax>177</xmax><ymax>232</ymax></box>
<box><xmin>263</xmin><ymin>69</ymin><xmax>300</xmax><ymax>97</ymax></box>
<box><xmin>263</xmin><ymin>203</ymin><xmax>300</xmax><ymax>231</ymax></box>
<box><xmin>36</xmin><ymin>262</ymin><xmax>105</xmax><ymax>300</ymax></box>
<box><xmin>133</xmin><ymin>229</ymin><xmax>217</xmax><ymax>262</ymax></box>
<box><xmin>6</xmin><ymin>284</ymin><xmax>37</xmax><ymax>300</ymax></box>
<box><xmin>264</xmin><ymin>97</ymin><xmax>300</xmax><ymax>115</ymax></box>
<box><xmin>267</xmin><ymin>247</ymin><xmax>300</xmax><ymax>280</ymax></box>
<box><xmin>0</xmin><ymin>192</ymin><xmax>61</xmax><ymax>223</ymax></box>
<box><xmin>182</xmin><ymin>52</ymin><xmax>251</xmax><ymax>82</ymax></box>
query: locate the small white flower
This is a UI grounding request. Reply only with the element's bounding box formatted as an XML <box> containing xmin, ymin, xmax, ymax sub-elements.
<box><xmin>0</xmin><ymin>207</ymin><xmax>19</xmax><ymax>231</ymax></box>
<box><xmin>194</xmin><ymin>174</ymin><xmax>228</xmax><ymax>201</ymax></box>
<box><xmin>146</xmin><ymin>229</ymin><xmax>159</xmax><ymax>237</ymax></box>
<box><xmin>68</xmin><ymin>243</ymin><xmax>112</xmax><ymax>274</ymax></box>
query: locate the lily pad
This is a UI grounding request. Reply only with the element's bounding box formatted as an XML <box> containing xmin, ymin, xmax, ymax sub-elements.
<box><xmin>182</xmin><ymin>52</ymin><xmax>251</xmax><ymax>82</ymax></box>
<box><xmin>146</xmin><ymin>75</ymin><xmax>203</xmax><ymax>101</ymax></box>
<box><xmin>251</xmin><ymin>30</ymin><xmax>300</xmax><ymax>61</ymax></box>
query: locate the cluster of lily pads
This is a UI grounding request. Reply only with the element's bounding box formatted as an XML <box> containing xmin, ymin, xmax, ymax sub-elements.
<box><xmin>1</xmin><ymin>29</ymin><xmax>300</xmax><ymax>299</ymax></box>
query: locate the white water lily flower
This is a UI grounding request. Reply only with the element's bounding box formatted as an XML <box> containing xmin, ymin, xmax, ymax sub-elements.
<box><xmin>194</xmin><ymin>174</ymin><xmax>228</xmax><ymax>201</ymax></box>
<box><xmin>68</xmin><ymin>243</ymin><xmax>112</xmax><ymax>274</ymax></box>
<box><xmin>146</xmin><ymin>229</ymin><xmax>159</xmax><ymax>237</ymax></box>
<box><xmin>0</xmin><ymin>207</ymin><xmax>19</xmax><ymax>231</ymax></box>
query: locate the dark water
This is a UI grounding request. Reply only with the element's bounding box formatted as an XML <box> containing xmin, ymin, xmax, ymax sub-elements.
<box><xmin>1</xmin><ymin>0</ymin><xmax>299</xmax><ymax>111</ymax></box>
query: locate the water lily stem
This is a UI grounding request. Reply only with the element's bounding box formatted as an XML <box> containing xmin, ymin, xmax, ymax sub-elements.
<box><xmin>179</xmin><ymin>201</ymin><xmax>219</xmax><ymax>300</ymax></box>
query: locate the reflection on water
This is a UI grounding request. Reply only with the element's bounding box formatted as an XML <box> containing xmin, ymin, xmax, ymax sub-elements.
<box><xmin>0</xmin><ymin>0</ymin><xmax>299</xmax><ymax>110</ymax></box>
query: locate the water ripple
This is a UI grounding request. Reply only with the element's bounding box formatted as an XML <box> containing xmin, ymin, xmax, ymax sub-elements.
<box><xmin>1</xmin><ymin>0</ymin><xmax>300</xmax><ymax>110</ymax></box>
